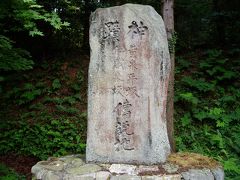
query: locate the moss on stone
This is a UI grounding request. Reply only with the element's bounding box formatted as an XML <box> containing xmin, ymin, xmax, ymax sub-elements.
<box><xmin>167</xmin><ymin>152</ymin><xmax>221</xmax><ymax>169</ymax></box>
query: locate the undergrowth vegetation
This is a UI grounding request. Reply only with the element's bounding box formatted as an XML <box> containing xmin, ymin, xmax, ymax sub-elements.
<box><xmin>0</xmin><ymin>163</ymin><xmax>25</xmax><ymax>180</ymax></box>
<box><xmin>0</xmin><ymin>57</ymin><xmax>88</xmax><ymax>160</ymax></box>
<box><xmin>175</xmin><ymin>49</ymin><xmax>240</xmax><ymax>179</ymax></box>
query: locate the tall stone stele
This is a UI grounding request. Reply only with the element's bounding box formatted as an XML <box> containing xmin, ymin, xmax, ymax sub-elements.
<box><xmin>87</xmin><ymin>4</ymin><xmax>171</xmax><ymax>165</ymax></box>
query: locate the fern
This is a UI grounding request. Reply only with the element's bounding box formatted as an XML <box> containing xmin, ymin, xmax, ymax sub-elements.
<box><xmin>179</xmin><ymin>92</ymin><xmax>199</xmax><ymax>105</ymax></box>
<box><xmin>52</xmin><ymin>79</ymin><xmax>61</xmax><ymax>90</ymax></box>
<box><xmin>224</xmin><ymin>158</ymin><xmax>240</xmax><ymax>174</ymax></box>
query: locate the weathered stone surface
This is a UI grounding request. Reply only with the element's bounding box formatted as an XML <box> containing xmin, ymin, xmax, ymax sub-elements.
<box><xmin>111</xmin><ymin>175</ymin><xmax>141</xmax><ymax>180</ymax></box>
<box><xmin>31</xmin><ymin>155</ymin><xmax>224</xmax><ymax>180</ymax></box>
<box><xmin>162</xmin><ymin>163</ymin><xmax>179</xmax><ymax>173</ymax></box>
<box><xmin>87</xmin><ymin>3</ymin><xmax>171</xmax><ymax>165</ymax></box>
<box><xmin>44</xmin><ymin>171</ymin><xmax>61</xmax><ymax>180</ymax></box>
<box><xmin>40</xmin><ymin>160</ymin><xmax>64</xmax><ymax>171</ymax></box>
<box><xmin>64</xmin><ymin>173</ymin><xmax>95</xmax><ymax>180</ymax></box>
<box><xmin>96</xmin><ymin>171</ymin><xmax>111</xmax><ymax>179</ymax></box>
<box><xmin>66</xmin><ymin>164</ymin><xmax>102</xmax><ymax>175</ymax></box>
<box><xmin>109</xmin><ymin>164</ymin><xmax>137</xmax><ymax>175</ymax></box>
<box><xmin>211</xmin><ymin>168</ymin><xmax>224</xmax><ymax>180</ymax></box>
<box><xmin>71</xmin><ymin>158</ymin><xmax>85</xmax><ymax>166</ymax></box>
<box><xmin>141</xmin><ymin>174</ymin><xmax>181</xmax><ymax>180</ymax></box>
<box><xmin>32</xmin><ymin>167</ymin><xmax>48</xmax><ymax>180</ymax></box>
<box><xmin>136</xmin><ymin>165</ymin><xmax>159</xmax><ymax>175</ymax></box>
<box><xmin>99</xmin><ymin>163</ymin><xmax>111</xmax><ymax>170</ymax></box>
<box><xmin>181</xmin><ymin>169</ymin><xmax>214</xmax><ymax>180</ymax></box>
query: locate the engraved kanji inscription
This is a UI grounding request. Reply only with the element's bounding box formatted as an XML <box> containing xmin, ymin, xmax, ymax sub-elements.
<box><xmin>114</xmin><ymin>99</ymin><xmax>134</xmax><ymax>151</ymax></box>
<box><xmin>102</xmin><ymin>20</ymin><xmax>120</xmax><ymax>47</ymax></box>
<box><xmin>128</xmin><ymin>21</ymin><xmax>148</xmax><ymax>39</ymax></box>
<box><xmin>128</xmin><ymin>73</ymin><xmax>138</xmax><ymax>85</ymax></box>
<box><xmin>128</xmin><ymin>58</ymin><xmax>139</xmax><ymax>70</ymax></box>
<box><xmin>125</xmin><ymin>86</ymin><xmax>140</xmax><ymax>97</ymax></box>
<box><xmin>112</xmin><ymin>85</ymin><xmax>125</xmax><ymax>97</ymax></box>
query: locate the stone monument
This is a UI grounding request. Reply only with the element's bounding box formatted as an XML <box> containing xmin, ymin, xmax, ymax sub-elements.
<box><xmin>87</xmin><ymin>3</ymin><xmax>171</xmax><ymax>164</ymax></box>
<box><xmin>31</xmin><ymin>4</ymin><xmax>224</xmax><ymax>180</ymax></box>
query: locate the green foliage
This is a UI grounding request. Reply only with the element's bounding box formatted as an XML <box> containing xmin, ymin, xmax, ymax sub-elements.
<box><xmin>6</xmin><ymin>82</ymin><xmax>43</xmax><ymax>105</ymax></box>
<box><xmin>0</xmin><ymin>0</ymin><xmax>69</xmax><ymax>73</ymax></box>
<box><xmin>175</xmin><ymin>49</ymin><xmax>240</xmax><ymax>178</ymax></box>
<box><xmin>0</xmin><ymin>35</ymin><xmax>34</xmax><ymax>71</ymax></box>
<box><xmin>0</xmin><ymin>117</ymin><xmax>86</xmax><ymax>160</ymax></box>
<box><xmin>52</xmin><ymin>78</ymin><xmax>61</xmax><ymax>90</ymax></box>
<box><xmin>0</xmin><ymin>163</ymin><xmax>25</xmax><ymax>180</ymax></box>
<box><xmin>0</xmin><ymin>0</ymin><xmax>69</xmax><ymax>36</ymax></box>
<box><xmin>0</xmin><ymin>58</ymin><xmax>87</xmax><ymax>160</ymax></box>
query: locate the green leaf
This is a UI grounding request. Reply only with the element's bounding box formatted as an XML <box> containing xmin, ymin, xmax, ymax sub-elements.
<box><xmin>182</xmin><ymin>77</ymin><xmax>215</xmax><ymax>92</ymax></box>
<box><xmin>193</xmin><ymin>110</ymin><xmax>208</xmax><ymax>121</ymax></box>
<box><xmin>180</xmin><ymin>113</ymin><xmax>191</xmax><ymax>126</ymax></box>
<box><xmin>211</xmin><ymin>131</ymin><xmax>224</xmax><ymax>149</ymax></box>
<box><xmin>216</xmin><ymin>120</ymin><xmax>225</xmax><ymax>127</ymax></box>
<box><xmin>179</xmin><ymin>92</ymin><xmax>198</xmax><ymax>105</ymax></box>
<box><xmin>52</xmin><ymin>79</ymin><xmax>61</xmax><ymax>90</ymax></box>
<box><xmin>29</xmin><ymin>28</ymin><xmax>43</xmax><ymax>36</ymax></box>
<box><xmin>209</xmin><ymin>107</ymin><xmax>224</xmax><ymax>116</ymax></box>
<box><xmin>30</xmin><ymin>5</ymin><xmax>43</xmax><ymax>8</ymax></box>
<box><xmin>224</xmin><ymin>158</ymin><xmax>240</xmax><ymax>174</ymax></box>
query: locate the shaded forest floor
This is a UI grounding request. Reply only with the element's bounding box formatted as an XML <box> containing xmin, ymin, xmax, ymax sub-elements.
<box><xmin>0</xmin><ymin>154</ymin><xmax>38</xmax><ymax>179</ymax></box>
<box><xmin>0</xmin><ymin>49</ymin><xmax>240</xmax><ymax>179</ymax></box>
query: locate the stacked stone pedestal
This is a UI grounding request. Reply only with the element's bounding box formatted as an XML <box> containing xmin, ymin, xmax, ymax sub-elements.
<box><xmin>31</xmin><ymin>154</ymin><xmax>224</xmax><ymax>180</ymax></box>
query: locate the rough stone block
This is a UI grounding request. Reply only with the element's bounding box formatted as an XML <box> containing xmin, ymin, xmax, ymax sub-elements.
<box><xmin>211</xmin><ymin>168</ymin><xmax>224</xmax><ymax>180</ymax></box>
<box><xmin>111</xmin><ymin>175</ymin><xmax>141</xmax><ymax>180</ymax></box>
<box><xmin>87</xmin><ymin>3</ymin><xmax>171</xmax><ymax>165</ymax></box>
<box><xmin>141</xmin><ymin>175</ymin><xmax>181</xmax><ymax>180</ymax></box>
<box><xmin>109</xmin><ymin>164</ymin><xmax>137</xmax><ymax>175</ymax></box>
<box><xmin>181</xmin><ymin>169</ymin><xmax>214</xmax><ymax>180</ymax></box>
<box><xmin>66</xmin><ymin>164</ymin><xmax>102</xmax><ymax>175</ymax></box>
<box><xmin>96</xmin><ymin>171</ymin><xmax>111</xmax><ymax>179</ymax></box>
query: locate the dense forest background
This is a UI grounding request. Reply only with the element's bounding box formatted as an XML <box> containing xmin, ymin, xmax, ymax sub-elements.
<box><xmin>0</xmin><ymin>0</ymin><xmax>239</xmax><ymax>179</ymax></box>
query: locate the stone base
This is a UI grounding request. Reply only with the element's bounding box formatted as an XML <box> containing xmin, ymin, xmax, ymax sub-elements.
<box><xmin>31</xmin><ymin>154</ymin><xmax>224</xmax><ymax>180</ymax></box>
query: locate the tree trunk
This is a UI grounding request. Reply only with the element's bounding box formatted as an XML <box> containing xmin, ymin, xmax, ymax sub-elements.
<box><xmin>161</xmin><ymin>0</ymin><xmax>175</xmax><ymax>152</ymax></box>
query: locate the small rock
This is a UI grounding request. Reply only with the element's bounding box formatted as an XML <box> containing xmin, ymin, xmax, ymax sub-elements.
<box><xmin>44</xmin><ymin>171</ymin><xmax>62</xmax><ymax>180</ymax></box>
<box><xmin>32</xmin><ymin>160</ymin><xmax>64</xmax><ymax>173</ymax></box>
<box><xmin>109</xmin><ymin>164</ymin><xmax>137</xmax><ymax>175</ymax></box>
<box><xmin>99</xmin><ymin>163</ymin><xmax>111</xmax><ymax>170</ymax></box>
<box><xmin>211</xmin><ymin>167</ymin><xmax>224</xmax><ymax>180</ymax></box>
<box><xmin>64</xmin><ymin>173</ymin><xmax>95</xmax><ymax>180</ymax></box>
<box><xmin>66</xmin><ymin>164</ymin><xmax>102</xmax><ymax>175</ymax></box>
<box><xmin>181</xmin><ymin>168</ymin><xmax>214</xmax><ymax>180</ymax></box>
<box><xmin>60</xmin><ymin>157</ymin><xmax>76</xmax><ymax>164</ymax></box>
<box><xmin>96</xmin><ymin>171</ymin><xmax>111</xmax><ymax>179</ymax></box>
<box><xmin>111</xmin><ymin>175</ymin><xmax>141</xmax><ymax>180</ymax></box>
<box><xmin>59</xmin><ymin>154</ymin><xmax>85</xmax><ymax>163</ymax></box>
<box><xmin>78</xmin><ymin>173</ymin><xmax>96</xmax><ymax>180</ymax></box>
<box><xmin>162</xmin><ymin>163</ymin><xmax>179</xmax><ymax>173</ymax></box>
<box><xmin>71</xmin><ymin>158</ymin><xmax>85</xmax><ymax>166</ymax></box>
<box><xmin>136</xmin><ymin>165</ymin><xmax>159</xmax><ymax>175</ymax></box>
<box><xmin>142</xmin><ymin>174</ymin><xmax>181</xmax><ymax>180</ymax></box>
<box><xmin>32</xmin><ymin>168</ymin><xmax>48</xmax><ymax>180</ymax></box>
